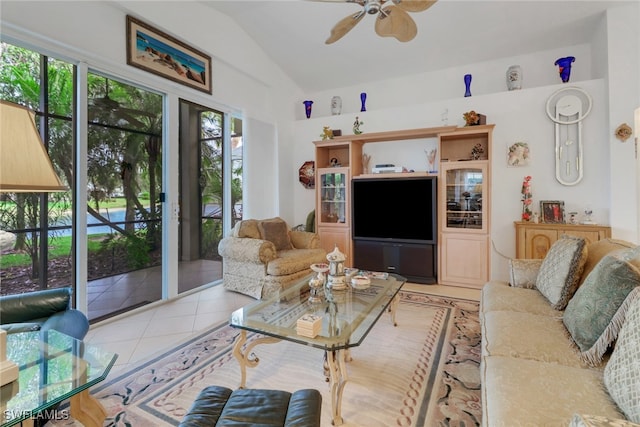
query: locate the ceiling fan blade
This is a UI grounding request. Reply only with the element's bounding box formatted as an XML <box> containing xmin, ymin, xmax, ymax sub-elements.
<box><xmin>375</xmin><ymin>6</ymin><xmax>417</xmax><ymax>42</ymax></box>
<box><xmin>391</xmin><ymin>0</ymin><xmax>437</xmax><ymax>13</ymax></box>
<box><xmin>326</xmin><ymin>11</ymin><xmax>366</xmax><ymax>44</ymax></box>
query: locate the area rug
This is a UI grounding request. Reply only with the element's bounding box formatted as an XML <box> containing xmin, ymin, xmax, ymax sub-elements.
<box><xmin>87</xmin><ymin>291</ymin><xmax>481</xmax><ymax>427</ymax></box>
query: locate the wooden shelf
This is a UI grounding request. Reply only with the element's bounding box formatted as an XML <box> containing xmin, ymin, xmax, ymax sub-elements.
<box><xmin>353</xmin><ymin>172</ymin><xmax>435</xmax><ymax>179</ymax></box>
<box><xmin>313</xmin><ymin>125</ymin><xmax>458</xmax><ymax>146</ymax></box>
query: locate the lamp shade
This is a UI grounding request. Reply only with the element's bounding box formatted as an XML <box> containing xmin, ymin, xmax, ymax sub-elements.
<box><xmin>0</xmin><ymin>100</ymin><xmax>66</xmax><ymax>192</ymax></box>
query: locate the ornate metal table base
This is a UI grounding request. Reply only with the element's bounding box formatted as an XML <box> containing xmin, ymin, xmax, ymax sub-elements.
<box><xmin>232</xmin><ymin>330</ymin><xmax>281</xmax><ymax>388</ymax></box>
<box><xmin>229</xmin><ymin>273</ymin><xmax>406</xmax><ymax>427</ymax></box>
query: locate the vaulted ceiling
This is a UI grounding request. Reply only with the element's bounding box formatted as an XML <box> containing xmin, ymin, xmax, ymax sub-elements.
<box><xmin>203</xmin><ymin>1</ymin><xmax>628</xmax><ymax>93</ymax></box>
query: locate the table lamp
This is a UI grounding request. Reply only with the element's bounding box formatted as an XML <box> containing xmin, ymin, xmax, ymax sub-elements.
<box><xmin>0</xmin><ymin>100</ymin><xmax>66</xmax><ymax>192</ymax></box>
<box><xmin>0</xmin><ymin>100</ymin><xmax>67</xmax><ymax>386</ymax></box>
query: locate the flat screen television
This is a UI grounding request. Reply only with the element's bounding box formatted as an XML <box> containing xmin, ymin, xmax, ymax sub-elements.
<box><xmin>351</xmin><ymin>176</ymin><xmax>437</xmax><ymax>244</ymax></box>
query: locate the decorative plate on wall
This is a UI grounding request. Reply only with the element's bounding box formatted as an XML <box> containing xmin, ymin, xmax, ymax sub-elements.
<box><xmin>299</xmin><ymin>161</ymin><xmax>315</xmax><ymax>189</ymax></box>
<box><xmin>507</xmin><ymin>141</ymin><xmax>530</xmax><ymax>167</ymax></box>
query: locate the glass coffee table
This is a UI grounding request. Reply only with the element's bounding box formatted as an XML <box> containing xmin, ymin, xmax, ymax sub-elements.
<box><xmin>229</xmin><ymin>273</ymin><xmax>406</xmax><ymax>426</ymax></box>
<box><xmin>1</xmin><ymin>330</ymin><xmax>117</xmax><ymax>427</ymax></box>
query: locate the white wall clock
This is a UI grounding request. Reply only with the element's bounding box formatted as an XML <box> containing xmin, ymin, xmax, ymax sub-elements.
<box><xmin>545</xmin><ymin>87</ymin><xmax>593</xmax><ymax>186</ymax></box>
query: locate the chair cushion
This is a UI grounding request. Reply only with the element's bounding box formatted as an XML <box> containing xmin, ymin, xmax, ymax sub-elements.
<box><xmin>480</xmin><ymin>281</ymin><xmax>559</xmax><ymax>317</ymax></box>
<box><xmin>482</xmin><ymin>356</ymin><xmax>625</xmax><ymax>426</ymax></box>
<box><xmin>604</xmin><ymin>288</ymin><xmax>640</xmax><ymax>423</ymax></box>
<box><xmin>259</xmin><ymin>220</ymin><xmax>293</xmax><ymax>251</ymax></box>
<box><xmin>535</xmin><ymin>235</ymin><xmax>587</xmax><ymax>310</ymax></box>
<box><xmin>267</xmin><ymin>248</ymin><xmax>326</xmax><ymax>276</ymax></box>
<box><xmin>482</xmin><ymin>310</ymin><xmax>590</xmax><ymax>367</ymax></box>
<box><xmin>178</xmin><ymin>386</ymin><xmax>322</xmax><ymax>427</ymax></box>
<box><xmin>563</xmin><ymin>248</ymin><xmax>640</xmax><ymax>365</ymax></box>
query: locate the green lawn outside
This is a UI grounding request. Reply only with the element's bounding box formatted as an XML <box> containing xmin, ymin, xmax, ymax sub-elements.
<box><xmin>1</xmin><ymin>234</ymin><xmax>105</xmax><ymax>269</ymax></box>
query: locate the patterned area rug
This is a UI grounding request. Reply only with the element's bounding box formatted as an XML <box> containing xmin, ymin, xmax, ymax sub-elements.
<box><xmin>84</xmin><ymin>291</ymin><xmax>481</xmax><ymax>427</ymax></box>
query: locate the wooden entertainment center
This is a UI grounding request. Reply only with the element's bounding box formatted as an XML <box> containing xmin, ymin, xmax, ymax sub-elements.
<box><xmin>313</xmin><ymin>124</ymin><xmax>494</xmax><ymax>288</ymax></box>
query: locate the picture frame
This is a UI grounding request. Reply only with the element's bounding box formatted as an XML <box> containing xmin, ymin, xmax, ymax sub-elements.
<box><xmin>126</xmin><ymin>15</ymin><xmax>212</xmax><ymax>94</ymax></box>
<box><xmin>540</xmin><ymin>200</ymin><xmax>565</xmax><ymax>223</ymax></box>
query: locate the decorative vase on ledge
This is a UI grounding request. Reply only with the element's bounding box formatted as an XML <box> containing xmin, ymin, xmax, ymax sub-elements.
<box><xmin>506</xmin><ymin>65</ymin><xmax>522</xmax><ymax>90</ymax></box>
<box><xmin>303</xmin><ymin>100</ymin><xmax>313</xmax><ymax>119</ymax></box>
<box><xmin>554</xmin><ymin>56</ymin><xmax>575</xmax><ymax>83</ymax></box>
<box><xmin>331</xmin><ymin>96</ymin><xmax>342</xmax><ymax>115</ymax></box>
<box><xmin>464</xmin><ymin>74</ymin><xmax>472</xmax><ymax>97</ymax></box>
<box><xmin>360</xmin><ymin>92</ymin><xmax>367</xmax><ymax>112</ymax></box>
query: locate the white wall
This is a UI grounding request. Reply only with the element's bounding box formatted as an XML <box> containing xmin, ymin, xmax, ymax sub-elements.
<box><xmin>291</xmin><ymin>2</ymin><xmax>640</xmax><ymax>282</ymax></box>
<box><xmin>0</xmin><ymin>0</ymin><xmax>303</xmax><ymax>223</ymax></box>
<box><xmin>2</xmin><ymin>1</ymin><xmax>638</xmax><ymax>284</ymax></box>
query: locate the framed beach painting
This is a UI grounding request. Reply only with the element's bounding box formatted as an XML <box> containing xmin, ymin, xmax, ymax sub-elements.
<box><xmin>126</xmin><ymin>16</ymin><xmax>212</xmax><ymax>94</ymax></box>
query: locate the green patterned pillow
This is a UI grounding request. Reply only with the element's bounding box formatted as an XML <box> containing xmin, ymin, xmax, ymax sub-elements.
<box><xmin>563</xmin><ymin>248</ymin><xmax>640</xmax><ymax>366</ymax></box>
<box><xmin>604</xmin><ymin>287</ymin><xmax>640</xmax><ymax>423</ymax></box>
<box><xmin>535</xmin><ymin>235</ymin><xmax>587</xmax><ymax>310</ymax></box>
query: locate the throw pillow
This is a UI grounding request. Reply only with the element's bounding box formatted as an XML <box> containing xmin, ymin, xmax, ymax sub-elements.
<box><xmin>234</xmin><ymin>219</ymin><xmax>261</xmax><ymax>239</ymax></box>
<box><xmin>258</xmin><ymin>220</ymin><xmax>292</xmax><ymax>251</ymax></box>
<box><xmin>579</xmin><ymin>238</ymin><xmax>635</xmax><ymax>287</ymax></box>
<box><xmin>603</xmin><ymin>287</ymin><xmax>640</xmax><ymax>423</ymax></box>
<box><xmin>508</xmin><ymin>258</ymin><xmax>542</xmax><ymax>289</ymax></box>
<box><xmin>535</xmin><ymin>235</ymin><xmax>588</xmax><ymax>310</ymax></box>
<box><xmin>563</xmin><ymin>248</ymin><xmax>640</xmax><ymax>366</ymax></box>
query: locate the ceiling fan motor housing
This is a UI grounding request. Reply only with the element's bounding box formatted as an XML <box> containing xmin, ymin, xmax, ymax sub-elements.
<box><xmin>364</xmin><ymin>0</ymin><xmax>383</xmax><ymax>14</ymax></box>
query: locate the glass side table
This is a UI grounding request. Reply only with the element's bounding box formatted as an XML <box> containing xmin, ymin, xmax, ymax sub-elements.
<box><xmin>1</xmin><ymin>330</ymin><xmax>117</xmax><ymax>427</ymax></box>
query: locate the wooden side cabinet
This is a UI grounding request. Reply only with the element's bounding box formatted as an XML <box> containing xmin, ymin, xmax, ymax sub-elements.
<box><xmin>514</xmin><ymin>221</ymin><xmax>612</xmax><ymax>259</ymax></box>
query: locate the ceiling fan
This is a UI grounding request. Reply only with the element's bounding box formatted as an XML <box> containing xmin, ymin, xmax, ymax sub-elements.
<box><xmin>88</xmin><ymin>79</ymin><xmax>154</xmax><ymax>128</ymax></box>
<box><xmin>316</xmin><ymin>0</ymin><xmax>437</xmax><ymax>44</ymax></box>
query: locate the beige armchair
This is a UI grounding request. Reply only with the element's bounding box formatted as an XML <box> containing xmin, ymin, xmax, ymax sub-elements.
<box><xmin>218</xmin><ymin>217</ymin><xmax>327</xmax><ymax>299</ymax></box>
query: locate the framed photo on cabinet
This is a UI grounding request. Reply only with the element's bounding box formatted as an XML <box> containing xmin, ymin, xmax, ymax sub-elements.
<box><xmin>540</xmin><ymin>200</ymin><xmax>565</xmax><ymax>224</ymax></box>
<box><xmin>126</xmin><ymin>15</ymin><xmax>212</xmax><ymax>94</ymax></box>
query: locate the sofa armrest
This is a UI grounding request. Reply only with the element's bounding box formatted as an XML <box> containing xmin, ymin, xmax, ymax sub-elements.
<box><xmin>569</xmin><ymin>413</ymin><xmax>640</xmax><ymax>427</ymax></box>
<box><xmin>289</xmin><ymin>231</ymin><xmax>320</xmax><ymax>249</ymax></box>
<box><xmin>218</xmin><ymin>236</ymin><xmax>277</xmax><ymax>264</ymax></box>
<box><xmin>0</xmin><ymin>287</ymin><xmax>72</xmax><ymax>324</ymax></box>
<box><xmin>508</xmin><ymin>258</ymin><xmax>543</xmax><ymax>289</ymax></box>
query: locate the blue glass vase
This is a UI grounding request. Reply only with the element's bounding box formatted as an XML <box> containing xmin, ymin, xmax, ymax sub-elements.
<box><xmin>464</xmin><ymin>74</ymin><xmax>472</xmax><ymax>97</ymax></box>
<box><xmin>554</xmin><ymin>57</ymin><xmax>575</xmax><ymax>83</ymax></box>
<box><xmin>360</xmin><ymin>92</ymin><xmax>367</xmax><ymax>112</ymax></box>
<box><xmin>303</xmin><ymin>100</ymin><xmax>313</xmax><ymax>119</ymax></box>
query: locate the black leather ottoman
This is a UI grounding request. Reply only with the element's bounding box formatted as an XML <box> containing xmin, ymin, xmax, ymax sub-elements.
<box><xmin>178</xmin><ymin>386</ymin><xmax>322</xmax><ymax>427</ymax></box>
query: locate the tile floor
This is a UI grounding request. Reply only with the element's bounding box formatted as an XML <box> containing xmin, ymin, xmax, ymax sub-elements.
<box><xmin>85</xmin><ymin>281</ymin><xmax>480</xmax><ymax>378</ymax></box>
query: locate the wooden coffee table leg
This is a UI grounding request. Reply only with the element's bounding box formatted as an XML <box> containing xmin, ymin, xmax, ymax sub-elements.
<box><xmin>70</xmin><ymin>389</ymin><xmax>107</xmax><ymax>427</ymax></box>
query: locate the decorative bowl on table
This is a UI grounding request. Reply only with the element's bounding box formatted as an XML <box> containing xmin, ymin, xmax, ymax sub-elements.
<box><xmin>351</xmin><ymin>275</ymin><xmax>371</xmax><ymax>290</ymax></box>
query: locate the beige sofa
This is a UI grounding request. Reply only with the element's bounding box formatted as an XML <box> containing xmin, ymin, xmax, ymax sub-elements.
<box><xmin>218</xmin><ymin>217</ymin><xmax>327</xmax><ymax>299</ymax></box>
<box><xmin>480</xmin><ymin>236</ymin><xmax>640</xmax><ymax>427</ymax></box>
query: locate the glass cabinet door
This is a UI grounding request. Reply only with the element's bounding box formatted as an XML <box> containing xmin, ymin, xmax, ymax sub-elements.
<box><xmin>443</xmin><ymin>164</ymin><xmax>485</xmax><ymax>230</ymax></box>
<box><xmin>318</xmin><ymin>168</ymin><xmax>349</xmax><ymax>226</ymax></box>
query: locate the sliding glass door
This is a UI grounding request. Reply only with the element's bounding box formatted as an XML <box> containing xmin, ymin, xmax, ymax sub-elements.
<box><xmin>178</xmin><ymin>100</ymin><xmax>243</xmax><ymax>294</ymax></box>
<box><xmin>86</xmin><ymin>73</ymin><xmax>164</xmax><ymax>321</ymax></box>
